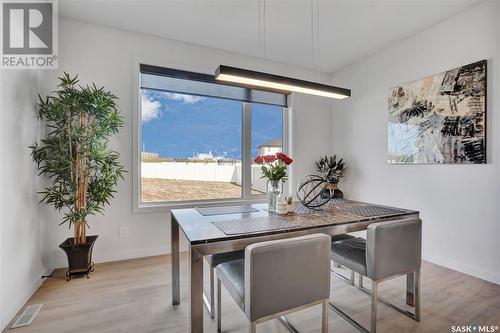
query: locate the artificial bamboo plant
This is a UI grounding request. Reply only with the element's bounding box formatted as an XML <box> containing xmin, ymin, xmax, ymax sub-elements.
<box><xmin>31</xmin><ymin>73</ymin><xmax>125</xmax><ymax>245</ymax></box>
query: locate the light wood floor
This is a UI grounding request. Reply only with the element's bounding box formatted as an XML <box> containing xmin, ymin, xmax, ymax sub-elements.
<box><xmin>4</xmin><ymin>254</ymin><xmax>500</xmax><ymax>333</ymax></box>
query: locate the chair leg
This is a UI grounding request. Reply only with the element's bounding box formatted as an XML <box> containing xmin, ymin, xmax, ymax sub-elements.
<box><xmin>217</xmin><ymin>278</ymin><xmax>222</xmax><ymax>333</ymax></box>
<box><xmin>371</xmin><ymin>280</ymin><xmax>378</xmax><ymax>333</ymax></box>
<box><xmin>249</xmin><ymin>321</ymin><xmax>257</xmax><ymax>333</ymax></box>
<box><xmin>330</xmin><ymin>260</ymin><xmax>355</xmax><ymax>285</ymax></box>
<box><xmin>322</xmin><ymin>299</ymin><xmax>329</xmax><ymax>333</ymax></box>
<box><xmin>210</xmin><ymin>267</ymin><xmax>215</xmax><ymax>319</ymax></box>
<box><xmin>414</xmin><ymin>269</ymin><xmax>421</xmax><ymax>322</ymax></box>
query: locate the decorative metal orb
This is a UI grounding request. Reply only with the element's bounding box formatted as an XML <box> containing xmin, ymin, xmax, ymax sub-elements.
<box><xmin>296</xmin><ymin>175</ymin><xmax>334</xmax><ymax>209</ymax></box>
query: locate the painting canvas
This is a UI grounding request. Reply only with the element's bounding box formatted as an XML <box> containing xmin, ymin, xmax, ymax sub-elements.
<box><xmin>388</xmin><ymin>60</ymin><xmax>487</xmax><ymax>164</ymax></box>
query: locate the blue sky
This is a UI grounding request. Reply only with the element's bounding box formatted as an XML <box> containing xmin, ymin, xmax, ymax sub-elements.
<box><xmin>141</xmin><ymin>89</ymin><xmax>282</xmax><ymax>159</ymax></box>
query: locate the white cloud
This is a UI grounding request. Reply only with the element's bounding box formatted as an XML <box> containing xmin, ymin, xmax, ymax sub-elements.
<box><xmin>161</xmin><ymin>92</ymin><xmax>206</xmax><ymax>104</ymax></box>
<box><xmin>141</xmin><ymin>94</ymin><xmax>162</xmax><ymax>123</ymax></box>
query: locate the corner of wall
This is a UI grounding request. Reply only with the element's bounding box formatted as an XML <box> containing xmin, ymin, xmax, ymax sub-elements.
<box><xmin>0</xmin><ymin>69</ymin><xmax>55</xmax><ymax>330</ymax></box>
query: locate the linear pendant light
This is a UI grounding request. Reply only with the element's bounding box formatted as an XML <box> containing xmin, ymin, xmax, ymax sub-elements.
<box><xmin>215</xmin><ymin>65</ymin><xmax>351</xmax><ymax>99</ymax></box>
<box><xmin>214</xmin><ymin>1</ymin><xmax>350</xmax><ymax>100</ymax></box>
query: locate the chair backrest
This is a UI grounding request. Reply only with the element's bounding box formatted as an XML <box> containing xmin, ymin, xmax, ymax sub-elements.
<box><xmin>366</xmin><ymin>218</ymin><xmax>422</xmax><ymax>281</ymax></box>
<box><xmin>244</xmin><ymin>233</ymin><xmax>331</xmax><ymax>322</ymax></box>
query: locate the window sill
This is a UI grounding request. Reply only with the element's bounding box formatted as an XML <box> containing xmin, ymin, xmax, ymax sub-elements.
<box><xmin>133</xmin><ymin>196</ymin><xmax>267</xmax><ymax>214</ymax></box>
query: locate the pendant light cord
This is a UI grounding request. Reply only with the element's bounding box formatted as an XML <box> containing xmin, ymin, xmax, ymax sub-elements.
<box><xmin>311</xmin><ymin>0</ymin><xmax>320</xmax><ymax>79</ymax></box>
<box><xmin>259</xmin><ymin>0</ymin><xmax>267</xmax><ymax>59</ymax></box>
<box><xmin>311</xmin><ymin>0</ymin><xmax>314</xmax><ymax>69</ymax></box>
<box><xmin>317</xmin><ymin>0</ymin><xmax>320</xmax><ymax>63</ymax></box>
<box><xmin>317</xmin><ymin>0</ymin><xmax>320</xmax><ymax>79</ymax></box>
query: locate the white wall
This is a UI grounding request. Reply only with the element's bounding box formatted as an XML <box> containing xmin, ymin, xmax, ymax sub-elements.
<box><xmin>330</xmin><ymin>2</ymin><xmax>500</xmax><ymax>284</ymax></box>
<box><xmin>290</xmin><ymin>93</ymin><xmax>333</xmax><ymax>194</ymax></box>
<box><xmin>0</xmin><ymin>71</ymin><xmax>52</xmax><ymax>330</ymax></box>
<box><xmin>40</xmin><ymin>18</ymin><xmax>334</xmax><ymax>269</ymax></box>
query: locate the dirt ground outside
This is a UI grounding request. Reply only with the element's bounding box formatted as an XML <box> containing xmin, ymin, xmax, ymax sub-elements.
<box><xmin>141</xmin><ymin>178</ymin><xmax>265</xmax><ymax>202</ymax></box>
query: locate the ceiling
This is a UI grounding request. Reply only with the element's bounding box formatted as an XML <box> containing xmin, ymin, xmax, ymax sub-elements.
<box><xmin>60</xmin><ymin>0</ymin><xmax>482</xmax><ymax>74</ymax></box>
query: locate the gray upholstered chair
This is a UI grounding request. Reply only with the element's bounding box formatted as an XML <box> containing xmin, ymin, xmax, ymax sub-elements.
<box><xmin>331</xmin><ymin>218</ymin><xmax>422</xmax><ymax>333</ymax></box>
<box><xmin>203</xmin><ymin>251</ymin><xmax>244</xmax><ymax>319</ymax></box>
<box><xmin>330</xmin><ymin>234</ymin><xmax>356</xmax><ymax>284</ymax></box>
<box><xmin>216</xmin><ymin>234</ymin><xmax>331</xmax><ymax>333</ymax></box>
<box><xmin>203</xmin><ymin>236</ymin><xmax>353</xmax><ymax>319</ymax></box>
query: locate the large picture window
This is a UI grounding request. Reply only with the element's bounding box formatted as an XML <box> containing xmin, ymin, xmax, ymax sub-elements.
<box><xmin>138</xmin><ymin>65</ymin><xmax>288</xmax><ymax>207</ymax></box>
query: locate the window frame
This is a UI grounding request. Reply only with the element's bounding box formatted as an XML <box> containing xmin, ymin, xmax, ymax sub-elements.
<box><xmin>133</xmin><ymin>63</ymin><xmax>292</xmax><ymax>213</ymax></box>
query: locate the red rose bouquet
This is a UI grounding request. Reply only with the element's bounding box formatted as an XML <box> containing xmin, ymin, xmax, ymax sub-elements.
<box><xmin>254</xmin><ymin>152</ymin><xmax>293</xmax><ymax>182</ymax></box>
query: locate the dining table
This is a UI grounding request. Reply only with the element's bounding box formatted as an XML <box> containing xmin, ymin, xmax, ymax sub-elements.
<box><xmin>170</xmin><ymin>199</ymin><xmax>420</xmax><ymax>333</ymax></box>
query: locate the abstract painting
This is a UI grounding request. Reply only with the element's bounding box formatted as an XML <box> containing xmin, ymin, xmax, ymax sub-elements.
<box><xmin>388</xmin><ymin>60</ymin><xmax>487</xmax><ymax>164</ymax></box>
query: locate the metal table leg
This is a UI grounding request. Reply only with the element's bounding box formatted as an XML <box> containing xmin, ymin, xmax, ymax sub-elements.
<box><xmin>406</xmin><ymin>272</ymin><xmax>415</xmax><ymax>306</ymax></box>
<box><xmin>190</xmin><ymin>246</ymin><xmax>204</xmax><ymax>332</ymax></box>
<box><xmin>414</xmin><ymin>269</ymin><xmax>421</xmax><ymax>322</ymax></box>
<box><xmin>171</xmin><ymin>214</ymin><xmax>180</xmax><ymax>306</ymax></box>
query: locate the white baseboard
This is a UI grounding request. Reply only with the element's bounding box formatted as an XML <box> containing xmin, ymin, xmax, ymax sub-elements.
<box><xmin>424</xmin><ymin>254</ymin><xmax>500</xmax><ymax>286</ymax></box>
<box><xmin>93</xmin><ymin>240</ymin><xmax>189</xmax><ymax>263</ymax></box>
<box><xmin>1</xmin><ymin>268</ymin><xmax>52</xmax><ymax>332</ymax></box>
<box><xmin>50</xmin><ymin>244</ymin><xmax>189</xmax><ymax>271</ymax></box>
<box><xmin>93</xmin><ymin>246</ymin><xmax>172</xmax><ymax>264</ymax></box>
